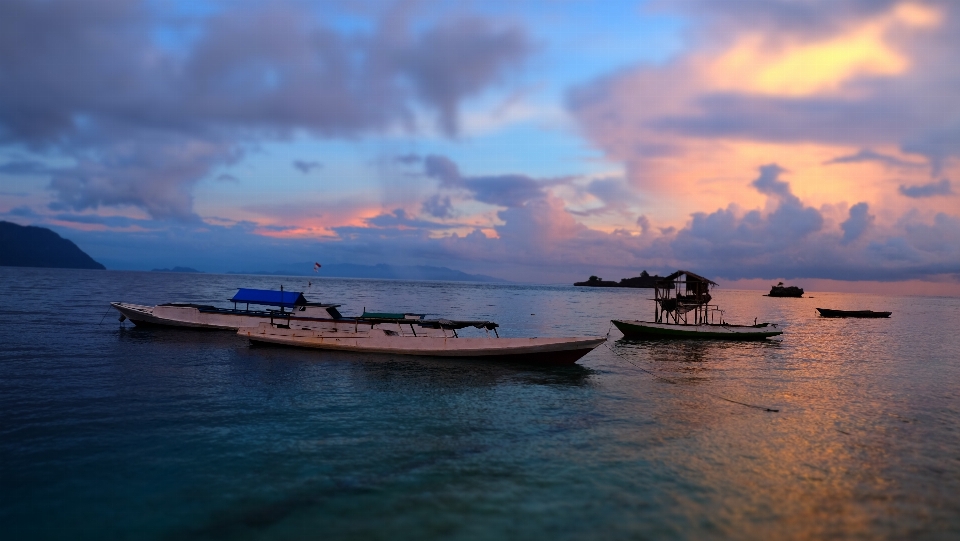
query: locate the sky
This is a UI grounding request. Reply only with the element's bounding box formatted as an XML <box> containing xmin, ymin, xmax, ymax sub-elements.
<box><xmin>1</xmin><ymin>0</ymin><xmax>958</xmax><ymax>292</ymax></box>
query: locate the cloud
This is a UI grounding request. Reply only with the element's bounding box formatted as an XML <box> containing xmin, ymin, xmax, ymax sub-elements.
<box><xmin>422</xmin><ymin>195</ymin><xmax>453</xmax><ymax>218</ymax></box>
<box><xmin>0</xmin><ymin>160</ymin><xmax>52</xmax><ymax>175</ymax></box>
<box><xmin>568</xmin><ymin>0</ymin><xmax>960</xmax><ymax>195</ymax></box>
<box><xmin>292</xmin><ymin>160</ymin><xmax>322</xmax><ymax>174</ymax></box>
<box><xmin>0</xmin><ymin>0</ymin><xmax>532</xmax><ymax>219</ymax></box>
<box><xmin>568</xmin><ymin>177</ymin><xmax>639</xmax><ymax>217</ymax></box>
<box><xmin>423</xmin><ymin>155</ymin><xmax>462</xmax><ymax>185</ymax></box>
<box><xmin>636</xmin><ymin>214</ymin><xmax>651</xmax><ymax>234</ymax></box>
<box><xmin>364</xmin><ymin>208</ymin><xmax>459</xmax><ymax>230</ymax></box>
<box><xmin>751</xmin><ymin>164</ymin><xmax>796</xmax><ymax>203</ymax></box>
<box><xmin>823</xmin><ymin>148</ymin><xmax>925</xmax><ymax>168</ymax></box>
<box><xmin>841</xmin><ymin>202</ymin><xmax>874</xmax><ymax>244</ymax></box>
<box><xmin>899</xmin><ymin>178</ymin><xmax>953</xmax><ymax>198</ymax></box>
<box><xmin>28</xmin><ymin>157</ymin><xmax>959</xmax><ymax>284</ymax></box>
<box><xmin>395</xmin><ymin>153</ymin><xmax>422</xmax><ymax>165</ymax></box>
<box><xmin>422</xmin><ymin>153</ymin><xmax>569</xmax><ymax>210</ymax></box>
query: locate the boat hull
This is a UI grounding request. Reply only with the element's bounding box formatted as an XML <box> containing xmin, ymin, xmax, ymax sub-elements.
<box><xmin>816</xmin><ymin>308</ymin><xmax>891</xmax><ymax>318</ymax></box>
<box><xmin>110</xmin><ymin>302</ymin><xmax>339</xmax><ymax>330</ymax></box>
<box><xmin>612</xmin><ymin>320</ymin><xmax>782</xmax><ymax>340</ymax></box>
<box><xmin>239</xmin><ymin>324</ymin><xmax>606</xmax><ymax>365</ymax></box>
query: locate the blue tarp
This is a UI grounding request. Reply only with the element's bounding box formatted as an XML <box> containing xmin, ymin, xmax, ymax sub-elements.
<box><xmin>229</xmin><ymin>288</ymin><xmax>307</xmax><ymax>308</ymax></box>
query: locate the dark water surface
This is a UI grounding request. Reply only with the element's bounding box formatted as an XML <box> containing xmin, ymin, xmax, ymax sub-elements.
<box><xmin>2</xmin><ymin>267</ymin><xmax>959</xmax><ymax>540</ymax></box>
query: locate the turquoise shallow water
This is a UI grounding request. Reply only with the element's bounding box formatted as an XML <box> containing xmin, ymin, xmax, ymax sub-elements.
<box><xmin>2</xmin><ymin>267</ymin><xmax>960</xmax><ymax>540</ymax></box>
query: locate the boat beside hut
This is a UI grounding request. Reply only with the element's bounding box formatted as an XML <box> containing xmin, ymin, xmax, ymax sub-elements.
<box><xmin>612</xmin><ymin>270</ymin><xmax>783</xmax><ymax>340</ymax></box>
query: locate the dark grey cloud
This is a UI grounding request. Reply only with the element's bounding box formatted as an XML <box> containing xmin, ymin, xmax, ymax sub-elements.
<box><xmin>462</xmin><ymin>174</ymin><xmax>545</xmax><ymax>208</ymax></box>
<box><xmin>751</xmin><ymin>164</ymin><xmax>796</xmax><ymax>204</ymax></box>
<box><xmin>44</xmin><ymin>136</ymin><xmax>235</xmax><ymax>220</ymax></box>
<box><xmin>397</xmin><ymin>17</ymin><xmax>531</xmax><ymax>136</ymax></box>
<box><xmin>423</xmin><ymin>155</ymin><xmax>462</xmax><ymax>185</ymax></box>
<box><xmin>823</xmin><ymin>148</ymin><xmax>925</xmax><ymax>168</ymax></box>
<box><xmin>422</xmin><ymin>195</ymin><xmax>453</xmax><ymax>218</ymax></box>
<box><xmin>422</xmin><ymin>154</ymin><xmax>556</xmax><ymax>208</ymax></box>
<box><xmin>653</xmin><ymin>0</ymin><xmax>900</xmax><ymax>38</ymax></box>
<box><xmin>293</xmin><ymin>160</ymin><xmax>322</xmax><ymax>174</ymax></box>
<box><xmin>636</xmin><ymin>214</ymin><xmax>651</xmax><ymax>234</ymax></box>
<box><xmin>899</xmin><ymin>178</ymin><xmax>953</xmax><ymax>198</ymax></box>
<box><xmin>841</xmin><ymin>202</ymin><xmax>873</xmax><ymax>244</ymax></box>
<box><xmin>364</xmin><ymin>208</ymin><xmax>459</xmax><ymax>230</ymax></box>
<box><xmin>0</xmin><ymin>0</ymin><xmax>531</xmax><ymax>219</ymax></box>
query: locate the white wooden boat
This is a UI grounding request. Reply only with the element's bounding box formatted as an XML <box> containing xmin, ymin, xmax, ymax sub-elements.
<box><xmin>238</xmin><ymin>321</ymin><xmax>606</xmax><ymax>365</ymax></box>
<box><xmin>612</xmin><ymin>270</ymin><xmax>782</xmax><ymax>340</ymax></box>
<box><xmin>111</xmin><ymin>288</ymin><xmax>344</xmax><ymax>330</ymax></box>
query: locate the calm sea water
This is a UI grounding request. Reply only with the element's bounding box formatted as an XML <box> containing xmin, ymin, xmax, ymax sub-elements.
<box><xmin>2</xmin><ymin>267</ymin><xmax>959</xmax><ymax>540</ymax></box>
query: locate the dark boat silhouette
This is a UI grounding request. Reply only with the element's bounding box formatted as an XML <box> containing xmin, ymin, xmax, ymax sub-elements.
<box><xmin>816</xmin><ymin>308</ymin><xmax>891</xmax><ymax>318</ymax></box>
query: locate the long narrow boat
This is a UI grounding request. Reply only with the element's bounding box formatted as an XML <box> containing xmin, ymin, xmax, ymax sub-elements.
<box><xmin>238</xmin><ymin>320</ymin><xmax>606</xmax><ymax>365</ymax></box>
<box><xmin>111</xmin><ymin>288</ymin><xmax>345</xmax><ymax>330</ymax></box>
<box><xmin>612</xmin><ymin>320</ymin><xmax>782</xmax><ymax>340</ymax></box>
<box><xmin>816</xmin><ymin>308</ymin><xmax>891</xmax><ymax>318</ymax></box>
<box><xmin>612</xmin><ymin>270</ymin><xmax>783</xmax><ymax>340</ymax></box>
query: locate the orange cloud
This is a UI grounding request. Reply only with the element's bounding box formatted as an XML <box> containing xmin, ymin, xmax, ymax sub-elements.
<box><xmin>709</xmin><ymin>3</ymin><xmax>940</xmax><ymax>97</ymax></box>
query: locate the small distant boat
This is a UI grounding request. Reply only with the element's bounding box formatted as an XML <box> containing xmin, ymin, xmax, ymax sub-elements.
<box><xmin>766</xmin><ymin>282</ymin><xmax>804</xmax><ymax>298</ymax></box>
<box><xmin>612</xmin><ymin>270</ymin><xmax>783</xmax><ymax>340</ymax></box>
<box><xmin>816</xmin><ymin>308</ymin><xmax>891</xmax><ymax>318</ymax></box>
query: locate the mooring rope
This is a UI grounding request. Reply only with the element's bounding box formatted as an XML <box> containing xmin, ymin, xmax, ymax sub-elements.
<box><xmin>98</xmin><ymin>305</ymin><xmax>113</xmax><ymax>325</ymax></box>
<box><xmin>602</xmin><ymin>325</ymin><xmax>779</xmax><ymax>412</ymax></box>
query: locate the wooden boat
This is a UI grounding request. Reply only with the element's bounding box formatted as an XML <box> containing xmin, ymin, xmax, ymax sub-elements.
<box><xmin>238</xmin><ymin>321</ymin><xmax>606</xmax><ymax>365</ymax></box>
<box><xmin>612</xmin><ymin>320</ymin><xmax>782</xmax><ymax>340</ymax></box>
<box><xmin>111</xmin><ymin>288</ymin><xmax>345</xmax><ymax>330</ymax></box>
<box><xmin>766</xmin><ymin>282</ymin><xmax>804</xmax><ymax>297</ymax></box>
<box><xmin>612</xmin><ymin>270</ymin><xmax>783</xmax><ymax>340</ymax></box>
<box><xmin>816</xmin><ymin>308</ymin><xmax>891</xmax><ymax>318</ymax></box>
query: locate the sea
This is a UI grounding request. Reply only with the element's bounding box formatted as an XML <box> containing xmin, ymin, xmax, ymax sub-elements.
<box><xmin>2</xmin><ymin>267</ymin><xmax>959</xmax><ymax>540</ymax></box>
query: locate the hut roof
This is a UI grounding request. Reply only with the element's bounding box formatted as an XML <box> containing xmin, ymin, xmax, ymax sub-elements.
<box><xmin>659</xmin><ymin>269</ymin><xmax>718</xmax><ymax>286</ymax></box>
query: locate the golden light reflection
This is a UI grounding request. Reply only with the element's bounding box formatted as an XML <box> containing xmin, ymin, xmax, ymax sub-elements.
<box><xmin>709</xmin><ymin>3</ymin><xmax>940</xmax><ymax>97</ymax></box>
<box><xmin>612</xmin><ymin>322</ymin><xmax>907</xmax><ymax>538</ymax></box>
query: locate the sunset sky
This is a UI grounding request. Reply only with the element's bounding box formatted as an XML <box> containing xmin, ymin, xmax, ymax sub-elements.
<box><xmin>1</xmin><ymin>0</ymin><xmax>958</xmax><ymax>291</ymax></box>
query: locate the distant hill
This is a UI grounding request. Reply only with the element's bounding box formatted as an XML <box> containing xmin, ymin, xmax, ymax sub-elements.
<box><xmin>152</xmin><ymin>267</ymin><xmax>202</xmax><ymax>273</ymax></box>
<box><xmin>229</xmin><ymin>263</ymin><xmax>507</xmax><ymax>283</ymax></box>
<box><xmin>0</xmin><ymin>221</ymin><xmax>105</xmax><ymax>270</ymax></box>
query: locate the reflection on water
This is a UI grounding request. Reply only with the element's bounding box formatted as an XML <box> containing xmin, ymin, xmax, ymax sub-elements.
<box><xmin>2</xmin><ymin>267</ymin><xmax>959</xmax><ymax>540</ymax></box>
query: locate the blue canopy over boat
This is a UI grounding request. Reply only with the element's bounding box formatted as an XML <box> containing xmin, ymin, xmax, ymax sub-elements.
<box><xmin>229</xmin><ymin>288</ymin><xmax>306</xmax><ymax>308</ymax></box>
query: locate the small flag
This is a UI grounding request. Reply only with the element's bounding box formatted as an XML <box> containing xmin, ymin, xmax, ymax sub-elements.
<box><xmin>313</xmin><ymin>262</ymin><xmax>322</xmax><ymax>272</ymax></box>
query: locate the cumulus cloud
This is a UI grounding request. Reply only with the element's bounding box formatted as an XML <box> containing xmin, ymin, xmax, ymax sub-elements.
<box><xmin>899</xmin><ymin>178</ymin><xmax>953</xmax><ymax>197</ymax></box>
<box><xmin>17</xmin><ymin>158</ymin><xmax>957</xmax><ymax>283</ymax></box>
<box><xmin>0</xmin><ymin>0</ymin><xmax>531</xmax><ymax>219</ymax></box>
<box><xmin>569</xmin><ymin>0</ymin><xmax>960</xmax><ymax>190</ymax></box>
<box><xmin>841</xmin><ymin>202</ymin><xmax>874</xmax><ymax>244</ymax></box>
